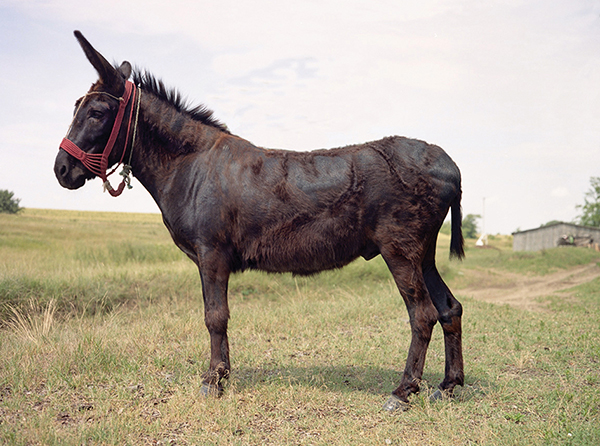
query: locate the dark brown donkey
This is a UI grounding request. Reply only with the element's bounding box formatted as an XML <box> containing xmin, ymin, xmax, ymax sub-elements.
<box><xmin>54</xmin><ymin>31</ymin><xmax>465</xmax><ymax>411</ymax></box>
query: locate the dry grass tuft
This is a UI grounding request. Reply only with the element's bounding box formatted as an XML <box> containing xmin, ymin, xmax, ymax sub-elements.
<box><xmin>5</xmin><ymin>299</ymin><xmax>57</xmax><ymax>345</ymax></box>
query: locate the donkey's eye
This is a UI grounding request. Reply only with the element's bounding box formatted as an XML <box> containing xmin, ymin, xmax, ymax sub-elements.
<box><xmin>89</xmin><ymin>110</ymin><xmax>104</xmax><ymax>119</ymax></box>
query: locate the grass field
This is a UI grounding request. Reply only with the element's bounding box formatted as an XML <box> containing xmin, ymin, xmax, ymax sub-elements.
<box><xmin>1</xmin><ymin>209</ymin><xmax>599</xmax><ymax>445</ymax></box>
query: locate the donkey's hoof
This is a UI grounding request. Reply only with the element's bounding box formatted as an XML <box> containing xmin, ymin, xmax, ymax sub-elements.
<box><xmin>429</xmin><ymin>389</ymin><xmax>449</xmax><ymax>402</ymax></box>
<box><xmin>382</xmin><ymin>394</ymin><xmax>409</xmax><ymax>412</ymax></box>
<box><xmin>199</xmin><ymin>383</ymin><xmax>223</xmax><ymax>398</ymax></box>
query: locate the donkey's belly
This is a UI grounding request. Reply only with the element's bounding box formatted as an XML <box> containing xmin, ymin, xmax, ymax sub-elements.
<box><xmin>242</xmin><ymin>217</ymin><xmax>369</xmax><ymax>275</ymax></box>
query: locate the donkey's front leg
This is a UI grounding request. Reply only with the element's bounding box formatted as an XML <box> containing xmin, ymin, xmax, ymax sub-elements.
<box><xmin>198</xmin><ymin>253</ymin><xmax>231</xmax><ymax>397</ymax></box>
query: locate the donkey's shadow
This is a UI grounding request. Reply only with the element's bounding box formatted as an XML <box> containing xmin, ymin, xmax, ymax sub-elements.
<box><xmin>229</xmin><ymin>363</ymin><xmax>488</xmax><ymax>401</ymax></box>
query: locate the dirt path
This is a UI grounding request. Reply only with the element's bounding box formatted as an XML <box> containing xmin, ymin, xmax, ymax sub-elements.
<box><xmin>456</xmin><ymin>263</ymin><xmax>600</xmax><ymax>311</ymax></box>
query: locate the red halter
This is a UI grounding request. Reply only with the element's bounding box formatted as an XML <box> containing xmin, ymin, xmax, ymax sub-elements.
<box><xmin>59</xmin><ymin>81</ymin><xmax>138</xmax><ymax>197</ymax></box>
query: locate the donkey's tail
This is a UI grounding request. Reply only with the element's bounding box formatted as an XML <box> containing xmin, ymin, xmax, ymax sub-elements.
<box><xmin>450</xmin><ymin>190</ymin><xmax>465</xmax><ymax>260</ymax></box>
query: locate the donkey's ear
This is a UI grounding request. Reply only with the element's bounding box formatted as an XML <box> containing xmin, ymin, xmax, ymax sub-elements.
<box><xmin>74</xmin><ymin>30</ymin><xmax>122</xmax><ymax>91</ymax></box>
<box><xmin>118</xmin><ymin>61</ymin><xmax>132</xmax><ymax>80</ymax></box>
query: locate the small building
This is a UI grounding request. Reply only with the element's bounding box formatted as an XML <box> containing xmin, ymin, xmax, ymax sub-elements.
<box><xmin>512</xmin><ymin>222</ymin><xmax>600</xmax><ymax>252</ymax></box>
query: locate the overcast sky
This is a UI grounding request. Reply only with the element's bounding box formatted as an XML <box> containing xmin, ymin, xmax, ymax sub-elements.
<box><xmin>1</xmin><ymin>0</ymin><xmax>599</xmax><ymax>235</ymax></box>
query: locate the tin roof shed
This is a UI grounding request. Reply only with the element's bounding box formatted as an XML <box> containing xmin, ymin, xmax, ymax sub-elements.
<box><xmin>512</xmin><ymin>222</ymin><xmax>600</xmax><ymax>252</ymax></box>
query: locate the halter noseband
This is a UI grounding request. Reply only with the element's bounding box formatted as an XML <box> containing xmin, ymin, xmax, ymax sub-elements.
<box><xmin>59</xmin><ymin>80</ymin><xmax>140</xmax><ymax>197</ymax></box>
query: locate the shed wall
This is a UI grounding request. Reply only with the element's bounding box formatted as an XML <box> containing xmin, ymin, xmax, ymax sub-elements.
<box><xmin>513</xmin><ymin>224</ymin><xmax>600</xmax><ymax>251</ymax></box>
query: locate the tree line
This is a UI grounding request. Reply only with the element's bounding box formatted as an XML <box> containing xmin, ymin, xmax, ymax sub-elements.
<box><xmin>440</xmin><ymin>176</ymin><xmax>600</xmax><ymax>238</ymax></box>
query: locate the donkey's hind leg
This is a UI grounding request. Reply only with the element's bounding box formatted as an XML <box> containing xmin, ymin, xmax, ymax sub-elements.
<box><xmin>423</xmin><ymin>252</ymin><xmax>464</xmax><ymax>399</ymax></box>
<box><xmin>381</xmin><ymin>251</ymin><xmax>439</xmax><ymax>411</ymax></box>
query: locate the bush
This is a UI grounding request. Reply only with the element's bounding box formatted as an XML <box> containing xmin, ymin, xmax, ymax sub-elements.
<box><xmin>0</xmin><ymin>190</ymin><xmax>23</xmax><ymax>214</ymax></box>
<box><xmin>462</xmin><ymin>213</ymin><xmax>481</xmax><ymax>239</ymax></box>
<box><xmin>577</xmin><ymin>176</ymin><xmax>600</xmax><ymax>227</ymax></box>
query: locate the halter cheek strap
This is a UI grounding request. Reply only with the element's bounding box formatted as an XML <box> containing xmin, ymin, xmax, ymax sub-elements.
<box><xmin>59</xmin><ymin>80</ymin><xmax>140</xmax><ymax>197</ymax></box>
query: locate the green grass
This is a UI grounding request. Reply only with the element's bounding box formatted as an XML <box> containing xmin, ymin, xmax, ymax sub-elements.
<box><xmin>1</xmin><ymin>209</ymin><xmax>599</xmax><ymax>445</ymax></box>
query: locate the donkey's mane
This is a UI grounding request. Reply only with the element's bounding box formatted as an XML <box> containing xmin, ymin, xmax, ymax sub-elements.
<box><xmin>131</xmin><ymin>69</ymin><xmax>230</xmax><ymax>134</ymax></box>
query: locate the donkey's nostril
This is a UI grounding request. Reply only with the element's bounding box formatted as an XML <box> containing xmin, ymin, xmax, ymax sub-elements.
<box><xmin>59</xmin><ymin>164</ymin><xmax>67</xmax><ymax>177</ymax></box>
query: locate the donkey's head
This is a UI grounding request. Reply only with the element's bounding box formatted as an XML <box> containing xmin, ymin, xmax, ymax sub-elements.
<box><xmin>54</xmin><ymin>31</ymin><xmax>134</xmax><ymax>191</ymax></box>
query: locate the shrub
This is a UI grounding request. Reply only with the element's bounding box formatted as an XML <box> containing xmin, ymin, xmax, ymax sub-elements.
<box><xmin>0</xmin><ymin>190</ymin><xmax>23</xmax><ymax>214</ymax></box>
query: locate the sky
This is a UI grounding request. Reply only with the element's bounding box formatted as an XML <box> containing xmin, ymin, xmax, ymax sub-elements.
<box><xmin>1</xmin><ymin>0</ymin><xmax>599</xmax><ymax>235</ymax></box>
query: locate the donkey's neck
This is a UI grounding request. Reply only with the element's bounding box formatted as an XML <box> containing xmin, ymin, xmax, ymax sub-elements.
<box><xmin>129</xmin><ymin>91</ymin><xmax>226</xmax><ymax>208</ymax></box>
<box><xmin>140</xmin><ymin>92</ymin><xmax>224</xmax><ymax>155</ymax></box>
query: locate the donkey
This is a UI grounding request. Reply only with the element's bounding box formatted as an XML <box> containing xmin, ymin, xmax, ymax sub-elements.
<box><xmin>54</xmin><ymin>31</ymin><xmax>465</xmax><ymax>411</ymax></box>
